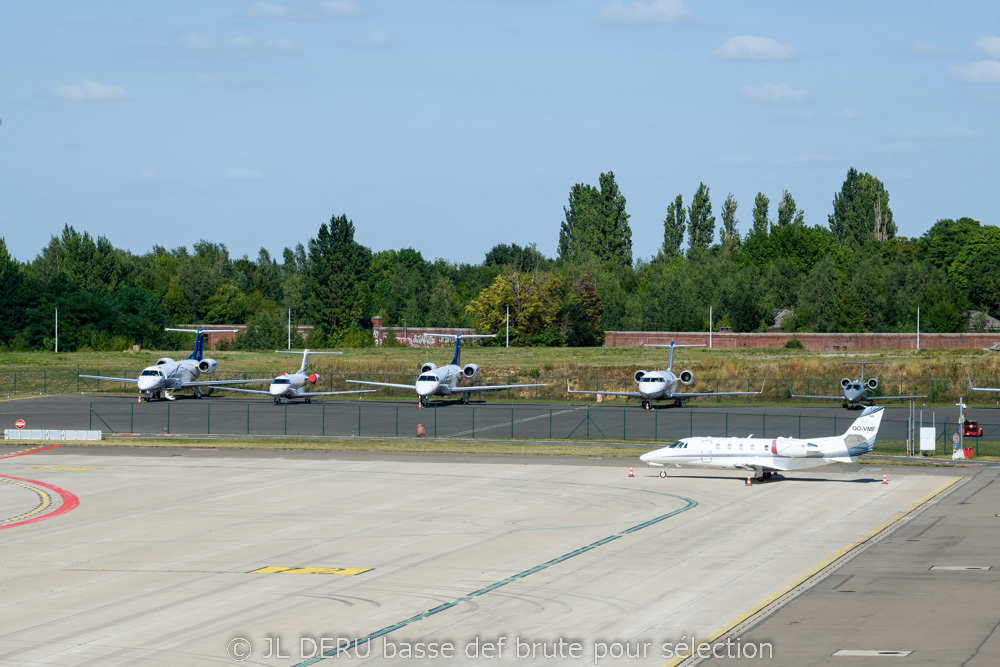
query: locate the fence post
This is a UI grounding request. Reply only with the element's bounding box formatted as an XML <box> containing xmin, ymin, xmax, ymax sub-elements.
<box><xmin>549</xmin><ymin>409</ymin><xmax>552</xmax><ymax>439</ymax></box>
<box><xmin>725</xmin><ymin>412</ymin><xmax>728</xmax><ymax>436</ymax></box>
<box><xmin>396</xmin><ymin>406</ymin><xmax>399</xmax><ymax>437</ymax></box>
<box><xmin>834</xmin><ymin>414</ymin><xmax>837</xmax><ymax>436</ymax></box>
<box><xmin>284</xmin><ymin>403</ymin><xmax>287</xmax><ymax>436</ymax></box>
<box><xmin>207</xmin><ymin>402</ymin><xmax>211</xmax><ymax>434</ymax></box>
<box><xmin>587</xmin><ymin>405</ymin><xmax>590</xmax><ymax>439</ymax></box>
<box><xmin>131</xmin><ymin>402</ymin><xmax>134</xmax><ymax>432</ymax></box>
<box><xmin>511</xmin><ymin>407</ymin><xmax>514</xmax><ymax>439</ymax></box>
<box><xmin>654</xmin><ymin>410</ymin><xmax>658</xmax><ymax>441</ymax></box>
<box><xmin>167</xmin><ymin>402</ymin><xmax>171</xmax><ymax>434</ymax></box>
<box><xmin>358</xmin><ymin>402</ymin><xmax>361</xmax><ymax>436</ymax></box>
<box><xmin>89</xmin><ymin>402</ymin><xmax>92</xmax><ymax>430</ymax></box>
<box><xmin>247</xmin><ymin>403</ymin><xmax>250</xmax><ymax>435</ymax></box>
<box><xmin>44</xmin><ymin>370</ymin><xmax>46</xmax><ymax>394</ymax></box>
<box><xmin>798</xmin><ymin>414</ymin><xmax>801</xmax><ymax>438</ymax></box>
<box><xmin>322</xmin><ymin>402</ymin><xmax>325</xmax><ymax>436</ymax></box>
<box><xmin>472</xmin><ymin>407</ymin><xmax>475</xmax><ymax>439</ymax></box>
<box><xmin>623</xmin><ymin>409</ymin><xmax>626</xmax><ymax>441</ymax></box>
<box><xmin>690</xmin><ymin>410</ymin><xmax>693</xmax><ymax>437</ymax></box>
<box><xmin>434</xmin><ymin>405</ymin><xmax>437</xmax><ymax>437</ymax></box>
<box><xmin>762</xmin><ymin>411</ymin><xmax>766</xmax><ymax>438</ymax></box>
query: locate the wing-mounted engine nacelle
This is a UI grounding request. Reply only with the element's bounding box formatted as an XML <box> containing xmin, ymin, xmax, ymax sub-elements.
<box><xmin>156</xmin><ymin>357</ymin><xmax>175</xmax><ymax>365</ymax></box>
<box><xmin>841</xmin><ymin>377</ymin><xmax>852</xmax><ymax>389</ymax></box>
<box><xmin>198</xmin><ymin>359</ymin><xmax>218</xmax><ymax>374</ymax></box>
<box><xmin>679</xmin><ymin>370</ymin><xmax>694</xmax><ymax>386</ymax></box>
<box><xmin>463</xmin><ymin>363</ymin><xmax>479</xmax><ymax>379</ymax></box>
<box><xmin>866</xmin><ymin>377</ymin><xmax>879</xmax><ymax>391</ymax></box>
<box><xmin>770</xmin><ymin>438</ymin><xmax>823</xmax><ymax>458</ymax></box>
<box><xmin>421</xmin><ymin>362</ymin><xmax>438</xmax><ymax>374</ymax></box>
<box><xmin>634</xmin><ymin>370</ymin><xmax>648</xmax><ymax>383</ymax></box>
<box><xmin>308</xmin><ymin>373</ymin><xmax>319</xmax><ymax>384</ymax></box>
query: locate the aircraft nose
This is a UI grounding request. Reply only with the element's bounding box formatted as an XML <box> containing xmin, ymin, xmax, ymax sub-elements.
<box><xmin>639</xmin><ymin>451</ymin><xmax>651</xmax><ymax>463</ymax></box>
<box><xmin>269</xmin><ymin>384</ymin><xmax>284</xmax><ymax>396</ymax></box>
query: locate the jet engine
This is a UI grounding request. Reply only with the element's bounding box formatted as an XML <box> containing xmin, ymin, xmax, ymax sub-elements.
<box><xmin>156</xmin><ymin>357</ymin><xmax>175</xmax><ymax>365</ymax></box>
<box><xmin>770</xmin><ymin>438</ymin><xmax>822</xmax><ymax>458</ymax></box>
<box><xmin>198</xmin><ymin>358</ymin><xmax>218</xmax><ymax>374</ymax></box>
<box><xmin>866</xmin><ymin>377</ymin><xmax>879</xmax><ymax>391</ymax></box>
<box><xmin>308</xmin><ymin>373</ymin><xmax>319</xmax><ymax>384</ymax></box>
<box><xmin>841</xmin><ymin>377</ymin><xmax>852</xmax><ymax>389</ymax></box>
<box><xmin>420</xmin><ymin>362</ymin><xmax>437</xmax><ymax>374</ymax></box>
<box><xmin>634</xmin><ymin>370</ymin><xmax>648</xmax><ymax>383</ymax></box>
<box><xmin>679</xmin><ymin>370</ymin><xmax>694</xmax><ymax>386</ymax></box>
<box><xmin>463</xmin><ymin>363</ymin><xmax>479</xmax><ymax>379</ymax></box>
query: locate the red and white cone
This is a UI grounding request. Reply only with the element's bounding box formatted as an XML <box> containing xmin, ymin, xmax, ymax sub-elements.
<box><xmin>746</xmin><ymin>474</ymin><xmax>752</xmax><ymax>486</ymax></box>
<box><xmin>882</xmin><ymin>473</ymin><xmax>888</xmax><ymax>485</ymax></box>
<box><xmin>628</xmin><ymin>466</ymin><xmax>635</xmax><ymax>478</ymax></box>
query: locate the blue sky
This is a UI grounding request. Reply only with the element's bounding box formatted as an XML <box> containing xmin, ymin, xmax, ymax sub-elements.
<box><xmin>2</xmin><ymin>1</ymin><xmax>997</xmax><ymax>265</ymax></box>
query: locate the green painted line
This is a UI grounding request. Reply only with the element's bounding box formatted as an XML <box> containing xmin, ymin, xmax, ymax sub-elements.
<box><xmin>294</xmin><ymin>493</ymin><xmax>698</xmax><ymax>666</ymax></box>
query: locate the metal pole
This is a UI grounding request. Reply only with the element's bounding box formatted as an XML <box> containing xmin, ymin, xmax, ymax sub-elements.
<box><xmin>358</xmin><ymin>402</ymin><xmax>361</xmax><ymax>436</ymax></box>
<box><xmin>396</xmin><ymin>406</ymin><xmax>399</xmax><ymax>437</ymax></box>
<box><xmin>207</xmin><ymin>402</ymin><xmax>211</xmax><ymax>434</ymax></box>
<box><xmin>167</xmin><ymin>402</ymin><xmax>170</xmax><ymax>434</ymax></box>
<box><xmin>131</xmin><ymin>402</ymin><xmax>134</xmax><ymax>432</ymax></box>
<box><xmin>247</xmin><ymin>403</ymin><xmax>250</xmax><ymax>435</ymax></box>
<box><xmin>284</xmin><ymin>403</ymin><xmax>287</xmax><ymax>435</ymax></box>
<box><xmin>511</xmin><ymin>407</ymin><xmax>514</xmax><ymax>439</ymax></box>
<box><xmin>472</xmin><ymin>407</ymin><xmax>475</xmax><ymax>439</ymax></box>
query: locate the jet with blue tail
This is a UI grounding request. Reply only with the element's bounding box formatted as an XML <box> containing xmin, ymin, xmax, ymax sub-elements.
<box><xmin>346</xmin><ymin>333</ymin><xmax>547</xmax><ymax>406</ymax></box>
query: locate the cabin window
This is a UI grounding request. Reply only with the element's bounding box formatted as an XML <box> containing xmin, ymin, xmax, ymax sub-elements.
<box><xmin>750</xmin><ymin>444</ymin><xmax>755</xmax><ymax>451</ymax></box>
<box><xmin>727</xmin><ymin>443</ymin><xmax>732</xmax><ymax>450</ymax></box>
<box><xmin>716</xmin><ymin>443</ymin><xmax>720</xmax><ymax>450</ymax></box>
<box><xmin>739</xmin><ymin>443</ymin><xmax>743</xmax><ymax>451</ymax></box>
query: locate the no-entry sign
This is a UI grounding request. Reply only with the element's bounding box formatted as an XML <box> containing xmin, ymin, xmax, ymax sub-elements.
<box><xmin>15</xmin><ymin>419</ymin><xmax>25</xmax><ymax>429</ymax></box>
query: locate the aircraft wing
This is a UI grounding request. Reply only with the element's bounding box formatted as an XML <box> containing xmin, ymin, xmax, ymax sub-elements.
<box><xmin>566</xmin><ymin>380</ymin><xmax>641</xmax><ymax>398</ymax></box>
<box><xmin>302</xmin><ymin>389</ymin><xmax>377</xmax><ymax>396</ymax></box>
<box><xmin>790</xmin><ymin>393</ymin><xmax>848</xmax><ymax>400</ymax></box>
<box><xmin>207</xmin><ymin>386</ymin><xmax>272</xmax><ymax>395</ymax></box>
<box><xmin>452</xmin><ymin>383</ymin><xmax>548</xmax><ymax>393</ymax></box>
<box><xmin>181</xmin><ymin>379</ymin><xmax>273</xmax><ymax>387</ymax></box>
<box><xmin>78</xmin><ymin>375</ymin><xmax>138</xmax><ymax>384</ymax></box>
<box><xmin>674</xmin><ymin>382</ymin><xmax>766</xmax><ymax>398</ymax></box>
<box><xmin>969</xmin><ymin>376</ymin><xmax>1000</xmax><ymax>393</ymax></box>
<box><xmin>867</xmin><ymin>394</ymin><xmax>927</xmax><ymax>400</ymax></box>
<box><xmin>345</xmin><ymin>380</ymin><xmax>417</xmax><ymax>390</ymax></box>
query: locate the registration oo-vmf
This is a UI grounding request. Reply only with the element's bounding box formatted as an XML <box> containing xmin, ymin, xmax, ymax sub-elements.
<box><xmin>639</xmin><ymin>405</ymin><xmax>886</xmax><ymax>482</ymax></box>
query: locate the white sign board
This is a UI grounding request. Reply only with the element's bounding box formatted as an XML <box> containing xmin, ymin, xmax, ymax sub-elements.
<box><xmin>920</xmin><ymin>427</ymin><xmax>936</xmax><ymax>453</ymax></box>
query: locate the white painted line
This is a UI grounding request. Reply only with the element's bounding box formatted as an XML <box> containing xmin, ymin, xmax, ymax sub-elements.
<box><xmin>929</xmin><ymin>565</ymin><xmax>991</xmax><ymax>571</ymax></box>
<box><xmin>833</xmin><ymin>649</ymin><xmax>913</xmax><ymax>657</ymax></box>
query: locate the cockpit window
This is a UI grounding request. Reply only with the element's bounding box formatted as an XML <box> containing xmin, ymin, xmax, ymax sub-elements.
<box><xmin>273</xmin><ymin>378</ymin><xmax>291</xmax><ymax>385</ymax></box>
<box><xmin>641</xmin><ymin>377</ymin><xmax>661</xmax><ymax>383</ymax></box>
<box><xmin>667</xmin><ymin>440</ymin><xmax>683</xmax><ymax>448</ymax></box>
<box><xmin>140</xmin><ymin>370</ymin><xmax>163</xmax><ymax>377</ymax></box>
<box><xmin>418</xmin><ymin>375</ymin><xmax>437</xmax><ymax>382</ymax></box>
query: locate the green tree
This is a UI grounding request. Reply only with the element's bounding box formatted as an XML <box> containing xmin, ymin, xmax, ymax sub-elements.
<box><xmin>558</xmin><ymin>171</ymin><xmax>632</xmax><ymax>267</ymax></box>
<box><xmin>829</xmin><ymin>168</ymin><xmax>896</xmax><ymax>247</ymax></box>
<box><xmin>751</xmin><ymin>192</ymin><xmax>769</xmax><ymax>238</ymax></box>
<box><xmin>797</xmin><ymin>257</ymin><xmax>843</xmax><ymax>332</ymax></box>
<box><xmin>950</xmin><ymin>225</ymin><xmax>1000</xmax><ymax>316</ymax></box>
<box><xmin>661</xmin><ymin>194</ymin><xmax>686</xmax><ymax>257</ymax></box>
<box><xmin>687</xmin><ymin>183</ymin><xmax>716</xmax><ymax>251</ymax></box>
<box><xmin>466</xmin><ymin>271</ymin><xmax>563</xmax><ymax>345</ymax></box>
<box><xmin>720</xmin><ymin>193</ymin><xmax>740</xmax><ymax>251</ymax></box>
<box><xmin>562</xmin><ymin>274</ymin><xmax>604</xmax><ymax>346</ymax></box>
<box><xmin>776</xmin><ymin>190</ymin><xmax>804</xmax><ymax>228</ymax></box>
<box><xmin>919</xmin><ymin>217</ymin><xmax>981</xmax><ymax>269</ymax></box>
<box><xmin>0</xmin><ymin>238</ymin><xmax>27</xmax><ymax>345</ymax></box>
<box><xmin>307</xmin><ymin>214</ymin><xmax>373</xmax><ymax>343</ymax></box>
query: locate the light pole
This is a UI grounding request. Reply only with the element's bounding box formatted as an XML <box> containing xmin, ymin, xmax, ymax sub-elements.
<box><xmin>957</xmin><ymin>398</ymin><xmax>966</xmax><ymax>455</ymax></box>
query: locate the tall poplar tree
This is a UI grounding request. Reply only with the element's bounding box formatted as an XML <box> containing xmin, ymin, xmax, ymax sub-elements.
<box><xmin>829</xmin><ymin>168</ymin><xmax>896</xmax><ymax>247</ymax></box>
<box><xmin>307</xmin><ymin>214</ymin><xmax>373</xmax><ymax>342</ymax></box>
<box><xmin>751</xmin><ymin>192</ymin><xmax>770</xmax><ymax>237</ymax></box>
<box><xmin>720</xmin><ymin>194</ymin><xmax>740</xmax><ymax>251</ymax></box>
<box><xmin>687</xmin><ymin>182</ymin><xmax>715</xmax><ymax>251</ymax></box>
<box><xmin>661</xmin><ymin>194</ymin><xmax>686</xmax><ymax>257</ymax></box>
<box><xmin>558</xmin><ymin>171</ymin><xmax>632</xmax><ymax>267</ymax></box>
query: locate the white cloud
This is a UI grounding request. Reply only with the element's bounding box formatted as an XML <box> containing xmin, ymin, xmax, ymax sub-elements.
<box><xmin>180</xmin><ymin>34</ymin><xmax>298</xmax><ymax>57</ymax></box>
<box><xmin>47</xmin><ymin>79</ymin><xmax>129</xmax><ymax>101</ymax></box>
<box><xmin>352</xmin><ymin>30</ymin><xmax>392</xmax><ymax>48</ymax></box>
<box><xmin>714</xmin><ymin>35</ymin><xmax>796</xmax><ymax>61</ymax></box>
<box><xmin>907</xmin><ymin>41</ymin><xmax>947</xmax><ymax>55</ymax></box>
<box><xmin>596</xmin><ymin>0</ymin><xmax>689</xmax><ymax>24</ymax></box>
<box><xmin>739</xmin><ymin>82</ymin><xmax>806</xmax><ymax>104</ymax></box>
<box><xmin>225</xmin><ymin>169</ymin><xmax>265</xmax><ymax>180</ymax></box>
<box><xmin>973</xmin><ymin>36</ymin><xmax>1000</xmax><ymax>58</ymax></box>
<box><xmin>246</xmin><ymin>1</ymin><xmax>364</xmax><ymax>20</ymax></box>
<box><xmin>834</xmin><ymin>107</ymin><xmax>858</xmax><ymax>119</ymax></box>
<box><xmin>949</xmin><ymin>59</ymin><xmax>1000</xmax><ymax>83</ymax></box>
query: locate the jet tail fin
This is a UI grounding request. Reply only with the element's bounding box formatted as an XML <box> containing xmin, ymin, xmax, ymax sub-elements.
<box><xmin>829</xmin><ymin>405</ymin><xmax>884</xmax><ymax>461</ymax></box>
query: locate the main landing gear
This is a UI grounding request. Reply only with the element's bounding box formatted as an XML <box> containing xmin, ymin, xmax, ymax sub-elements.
<box><xmin>659</xmin><ymin>469</ymin><xmax>667</xmax><ymax>478</ymax></box>
<box><xmin>461</xmin><ymin>394</ymin><xmax>470</xmax><ymax>405</ymax></box>
<box><xmin>273</xmin><ymin>397</ymin><xmax>281</xmax><ymax>405</ymax></box>
<box><xmin>194</xmin><ymin>387</ymin><xmax>203</xmax><ymax>399</ymax></box>
<box><xmin>419</xmin><ymin>396</ymin><xmax>429</xmax><ymax>408</ymax></box>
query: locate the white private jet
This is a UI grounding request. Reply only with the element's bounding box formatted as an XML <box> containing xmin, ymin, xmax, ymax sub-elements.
<box><xmin>345</xmin><ymin>333</ymin><xmax>547</xmax><ymax>406</ymax></box>
<box><xmin>567</xmin><ymin>341</ymin><xmax>764</xmax><ymax>409</ymax></box>
<box><xmin>639</xmin><ymin>405</ymin><xmax>886</xmax><ymax>482</ymax></box>
<box><xmin>792</xmin><ymin>361</ymin><xmax>926</xmax><ymax>409</ymax></box>
<box><xmin>79</xmin><ymin>328</ymin><xmax>267</xmax><ymax>401</ymax></box>
<box><xmin>215</xmin><ymin>349</ymin><xmax>375</xmax><ymax>404</ymax></box>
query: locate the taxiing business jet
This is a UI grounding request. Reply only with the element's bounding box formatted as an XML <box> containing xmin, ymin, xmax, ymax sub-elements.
<box><xmin>79</xmin><ymin>328</ymin><xmax>266</xmax><ymax>401</ymax></box>
<box><xmin>792</xmin><ymin>361</ymin><xmax>926</xmax><ymax>409</ymax></box>
<box><xmin>346</xmin><ymin>333</ymin><xmax>547</xmax><ymax>406</ymax></box>
<box><xmin>567</xmin><ymin>341</ymin><xmax>763</xmax><ymax>409</ymax></box>
<box><xmin>216</xmin><ymin>349</ymin><xmax>375</xmax><ymax>404</ymax></box>
<box><xmin>639</xmin><ymin>405</ymin><xmax>886</xmax><ymax>482</ymax></box>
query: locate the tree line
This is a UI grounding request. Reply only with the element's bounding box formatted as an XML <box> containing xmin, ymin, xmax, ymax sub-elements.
<box><xmin>0</xmin><ymin>167</ymin><xmax>993</xmax><ymax>352</ymax></box>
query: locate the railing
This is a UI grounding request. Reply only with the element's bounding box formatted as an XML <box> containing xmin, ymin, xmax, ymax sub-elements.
<box><xmin>85</xmin><ymin>399</ymin><xmax>995</xmax><ymax>457</ymax></box>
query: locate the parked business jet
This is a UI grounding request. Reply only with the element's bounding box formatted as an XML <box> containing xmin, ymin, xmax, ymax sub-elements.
<box><xmin>79</xmin><ymin>328</ymin><xmax>266</xmax><ymax>401</ymax></box>
<box><xmin>792</xmin><ymin>361</ymin><xmax>926</xmax><ymax>409</ymax></box>
<box><xmin>567</xmin><ymin>341</ymin><xmax>763</xmax><ymax>409</ymax></box>
<box><xmin>639</xmin><ymin>405</ymin><xmax>886</xmax><ymax>482</ymax></box>
<box><xmin>346</xmin><ymin>333</ymin><xmax>547</xmax><ymax>406</ymax></box>
<box><xmin>216</xmin><ymin>350</ymin><xmax>374</xmax><ymax>404</ymax></box>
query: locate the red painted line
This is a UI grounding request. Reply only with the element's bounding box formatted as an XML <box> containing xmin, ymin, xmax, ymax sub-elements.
<box><xmin>0</xmin><ymin>475</ymin><xmax>80</xmax><ymax>530</ymax></box>
<box><xmin>0</xmin><ymin>444</ymin><xmax>62</xmax><ymax>460</ymax></box>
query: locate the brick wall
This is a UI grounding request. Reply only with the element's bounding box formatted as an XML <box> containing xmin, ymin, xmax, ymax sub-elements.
<box><xmin>604</xmin><ymin>331</ymin><xmax>1000</xmax><ymax>351</ymax></box>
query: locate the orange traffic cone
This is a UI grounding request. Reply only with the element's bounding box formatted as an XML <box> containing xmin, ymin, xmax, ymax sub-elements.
<box><xmin>746</xmin><ymin>474</ymin><xmax>752</xmax><ymax>486</ymax></box>
<box><xmin>628</xmin><ymin>466</ymin><xmax>635</xmax><ymax>477</ymax></box>
<box><xmin>882</xmin><ymin>473</ymin><xmax>888</xmax><ymax>485</ymax></box>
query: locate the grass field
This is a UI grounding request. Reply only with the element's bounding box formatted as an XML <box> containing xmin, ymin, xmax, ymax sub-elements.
<box><xmin>6</xmin><ymin>345</ymin><xmax>1000</xmax><ymax>405</ymax></box>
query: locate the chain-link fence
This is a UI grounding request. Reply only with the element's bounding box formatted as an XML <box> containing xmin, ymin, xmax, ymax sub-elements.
<box><xmin>86</xmin><ymin>400</ymin><xmax>997</xmax><ymax>457</ymax></box>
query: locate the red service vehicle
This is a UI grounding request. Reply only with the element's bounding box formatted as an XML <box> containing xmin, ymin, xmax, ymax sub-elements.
<box><xmin>962</xmin><ymin>421</ymin><xmax>983</xmax><ymax>437</ymax></box>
